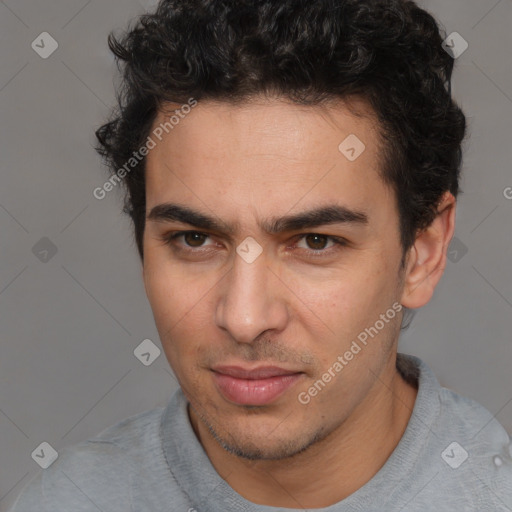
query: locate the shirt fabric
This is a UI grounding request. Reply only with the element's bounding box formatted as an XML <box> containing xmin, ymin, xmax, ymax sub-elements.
<box><xmin>8</xmin><ymin>353</ymin><xmax>512</xmax><ymax>511</ymax></box>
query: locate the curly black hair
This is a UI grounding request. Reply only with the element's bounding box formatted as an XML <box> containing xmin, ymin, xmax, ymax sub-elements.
<box><xmin>95</xmin><ymin>0</ymin><xmax>467</xmax><ymax>267</ymax></box>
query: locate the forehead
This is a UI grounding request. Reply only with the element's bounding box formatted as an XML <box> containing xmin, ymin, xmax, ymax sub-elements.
<box><xmin>149</xmin><ymin>95</ymin><xmax>381</xmax><ymax>166</ymax></box>
<box><xmin>144</xmin><ymin>96</ymin><xmax>395</xmax><ymax>230</ymax></box>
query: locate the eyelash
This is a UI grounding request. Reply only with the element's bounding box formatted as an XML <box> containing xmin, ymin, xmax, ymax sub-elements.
<box><xmin>160</xmin><ymin>230</ymin><xmax>348</xmax><ymax>259</ymax></box>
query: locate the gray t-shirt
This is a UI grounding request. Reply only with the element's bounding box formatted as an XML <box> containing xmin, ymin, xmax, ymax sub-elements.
<box><xmin>8</xmin><ymin>353</ymin><xmax>512</xmax><ymax>511</ymax></box>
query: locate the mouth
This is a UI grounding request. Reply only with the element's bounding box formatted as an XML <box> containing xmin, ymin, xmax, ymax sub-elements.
<box><xmin>211</xmin><ymin>365</ymin><xmax>304</xmax><ymax>406</ymax></box>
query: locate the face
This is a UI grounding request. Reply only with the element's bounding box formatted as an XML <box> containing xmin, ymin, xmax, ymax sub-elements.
<box><xmin>142</xmin><ymin>96</ymin><xmax>407</xmax><ymax>460</ymax></box>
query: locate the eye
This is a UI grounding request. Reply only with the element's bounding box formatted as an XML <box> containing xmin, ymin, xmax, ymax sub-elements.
<box><xmin>160</xmin><ymin>230</ymin><xmax>347</xmax><ymax>258</ymax></box>
<box><xmin>162</xmin><ymin>231</ymin><xmax>214</xmax><ymax>250</ymax></box>
<box><xmin>294</xmin><ymin>233</ymin><xmax>347</xmax><ymax>257</ymax></box>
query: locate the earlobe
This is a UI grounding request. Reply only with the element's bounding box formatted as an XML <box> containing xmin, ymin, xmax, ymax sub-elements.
<box><xmin>400</xmin><ymin>191</ymin><xmax>456</xmax><ymax>309</ymax></box>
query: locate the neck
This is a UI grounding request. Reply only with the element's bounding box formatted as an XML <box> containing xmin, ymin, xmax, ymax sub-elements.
<box><xmin>189</xmin><ymin>355</ymin><xmax>418</xmax><ymax>508</ymax></box>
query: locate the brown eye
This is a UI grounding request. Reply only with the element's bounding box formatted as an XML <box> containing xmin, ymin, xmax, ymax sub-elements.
<box><xmin>294</xmin><ymin>233</ymin><xmax>347</xmax><ymax>259</ymax></box>
<box><xmin>304</xmin><ymin>234</ymin><xmax>329</xmax><ymax>250</ymax></box>
<box><xmin>162</xmin><ymin>231</ymin><xmax>214</xmax><ymax>251</ymax></box>
<box><xmin>182</xmin><ymin>232</ymin><xmax>208</xmax><ymax>247</ymax></box>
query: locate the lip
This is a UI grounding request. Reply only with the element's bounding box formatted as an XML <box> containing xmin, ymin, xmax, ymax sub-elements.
<box><xmin>211</xmin><ymin>365</ymin><xmax>303</xmax><ymax>406</ymax></box>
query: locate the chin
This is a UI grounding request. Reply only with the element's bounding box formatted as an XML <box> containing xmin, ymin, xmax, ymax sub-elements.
<box><xmin>202</xmin><ymin>413</ymin><xmax>326</xmax><ymax>461</ymax></box>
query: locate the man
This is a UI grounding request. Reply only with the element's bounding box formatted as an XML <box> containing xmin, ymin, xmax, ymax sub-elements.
<box><xmin>9</xmin><ymin>0</ymin><xmax>512</xmax><ymax>510</ymax></box>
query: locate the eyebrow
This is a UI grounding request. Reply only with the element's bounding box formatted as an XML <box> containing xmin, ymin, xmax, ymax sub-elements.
<box><xmin>147</xmin><ymin>202</ymin><xmax>369</xmax><ymax>235</ymax></box>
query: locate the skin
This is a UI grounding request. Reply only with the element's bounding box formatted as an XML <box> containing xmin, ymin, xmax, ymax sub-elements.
<box><xmin>142</xmin><ymin>95</ymin><xmax>456</xmax><ymax>508</ymax></box>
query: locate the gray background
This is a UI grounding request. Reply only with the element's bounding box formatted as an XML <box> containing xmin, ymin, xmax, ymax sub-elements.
<box><xmin>0</xmin><ymin>0</ymin><xmax>511</xmax><ymax>508</ymax></box>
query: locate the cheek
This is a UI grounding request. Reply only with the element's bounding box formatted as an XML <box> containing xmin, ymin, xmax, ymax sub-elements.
<box><xmin>143</xmin><ymin>263</ymin><xmax>214</xmax><ymax>362</ymax></box>
<box><xmin>284</xmin><ymin>262</ymin><xmax>386</xmax><ymax>324</ymax></box>
<box><xmin>284</xmin><ymin>257</ymin><xmax>396</xmax><ymax>362</ymax></box>
<box><xmin>144</xmin><ymin>250</ymin><xmax>204</xmax><ymax>322</ymax></box>
<box><xmin>144</xmin><ymin>270</ymin><xmax>175</xmax><ymax>324</ymax></box>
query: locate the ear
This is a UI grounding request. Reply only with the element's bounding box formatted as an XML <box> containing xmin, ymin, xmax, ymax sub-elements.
<box><xmin>400</xmin><ymin>191</ymin><xmax>456</xmax><ymax>309</ymax></box>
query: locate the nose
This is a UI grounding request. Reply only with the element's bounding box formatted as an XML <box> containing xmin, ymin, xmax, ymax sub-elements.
<box><xmin>215</xmin><ymin>248</ymin><xmax>289</xmax><ymax>344</ymax></box>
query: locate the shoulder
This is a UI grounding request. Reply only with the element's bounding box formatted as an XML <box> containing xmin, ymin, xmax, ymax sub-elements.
<box><xmin>436</xmin><ymin>383</ymin><xmax>511</xmax><ymax>453</ymax></box>
<box><xmin>87</xmin><ymin>403</ymin><xmax>165</xmax><ymax>448</ymax></box>
<box><xmin>435</xmin><ymin>381</ymin><xmax>512</xmax><ymax>510</ymax></box>
<box><xmin>8</xmin><ymin>405</ymin><xmax>166</xmax><ymax>512</ymax></box>
<box><xmin>398</xmin><ymin>354</ymin><xmax>512</xmax><ymax>510</ymax></box>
